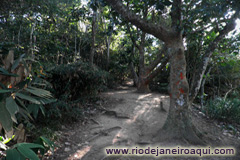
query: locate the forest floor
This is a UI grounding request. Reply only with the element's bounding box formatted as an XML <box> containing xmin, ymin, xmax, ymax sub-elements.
<box><xmin>48</xmin><ymin>83</ymin><xmax>240</xmax><ymax>160</ymax></box>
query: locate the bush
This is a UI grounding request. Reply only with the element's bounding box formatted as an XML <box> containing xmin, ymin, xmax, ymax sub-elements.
<box><xmin>203</xmin><ymin>97</ymin><xmax>240</xmax><ymax>124</ymax></box>
<box><xmin>47</xmin><ymin>61</ymin><xmax>109</xmax><ymax>100</ymax></box>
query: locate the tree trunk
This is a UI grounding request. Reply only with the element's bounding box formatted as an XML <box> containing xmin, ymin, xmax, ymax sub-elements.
<box><xmin>137</xmin><ymin>81</ymin><xmax>150</xmax><ymax>93</ymax></box>
<box><xmin>200</xmin><ymin>66</ymin><xmax>212</xmax><ymax>108</ymax></box>
<box><xmin>189</xmin><ymin>20</ymin><xmax>236</xmax><ymax>103</ymax></box>
<box><xmin>106</xmin><ymin>36</ymin><xmax>111</xmax><ymax>70</ymax></box>
<box><xmin>157</xmin><ymin>40</ymin><xmax>203</xmax><ymax>144</ymax></box>
<box><xmin>90</xmin><ymin>11</ymin><xmax>97</xmax><ymax>66</ymax></box>
<box><xmin>134</xmin><ymin>42</ymin><xmax>150</xmax><ymax>93</ymax></box>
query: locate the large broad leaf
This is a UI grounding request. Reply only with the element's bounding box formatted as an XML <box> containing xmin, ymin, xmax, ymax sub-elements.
<box><xmin>0</xmin><ymin>102</ymin><xmax>13</xmax><ymax>132</ymax></box>
<box><xmin>25</xmin><ymin>86</ymin><xmax>52</xmax><ymax>98</ymax></box>
<box><xmin>15</xmin><ymin>97</ymin><xmax>33</xmax><ymax>121</ymax></box>
<box><xmin>15</xmin><ymin>143</ymin><xmax>44</xmax><ymax>160</ymax></box>
<box><xmin>15</xmin><ymin>93</ymin><xmax>40</xmax><ymax>104</ymax></box>
<box><xmin>6</xmin><ymin>97</ymin><xmax>19</xmax><ymax>123</ymax></box>
<box><xmin>34</xmin><ymin>136</ymin><xmax>55</xmax><ymax>155</ymax></box>
<box><xmin>17</xmin><ymin>146</ymin><xmax>39</xmax><ymax>160</ymax></box>
<box><xmin>0</xmin><ymin>68</ymin><xmax>19</xmax><ymax>77</ymax></box>
<box><xmin>15</xmin><ymin>142</ymin><xmax>44</xmax><ymax>149</ymax></box>
<box><xmin>6</xmin><ymin>148</ymin><xmax>25</xmax><ymax>160</ymax></box>
<box><xmin>0</xmin><ymin>90</ymin><xmax>12</xmax><ymax>94</ymax></box>
<box><xmin>27</xmin><ymin>104</ymin><xmax>40</xmax><ymax>119</ymax></box>
<box><xmin>36</xmin><ymin>98</ymin><xmax>57</xmax><ymax>105</ymax></box>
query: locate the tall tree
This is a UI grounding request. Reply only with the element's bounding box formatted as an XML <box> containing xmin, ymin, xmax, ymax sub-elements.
<box><xmin>124</xmin><ymin>1</ymin><xmax>169</xmax><ymax>92</ymax></box>
<box><xmin>90</xmin><ymin>10</ymin><xmax>97</xmax><ymax>66</ymax></box>
<box><xmin>104</xmin><ymin>0</ymin><xmax>239</xmax><ymax>143</ymax></box>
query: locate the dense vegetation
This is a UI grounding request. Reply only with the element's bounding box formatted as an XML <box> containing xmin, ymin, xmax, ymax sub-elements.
<box><xmin>0</xmin><ymin>0</ymin><xmax>240</xmax><ymax>159</ymax></box>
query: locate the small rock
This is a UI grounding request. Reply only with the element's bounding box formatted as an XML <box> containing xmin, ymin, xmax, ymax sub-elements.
<box><xmin>227</xmin><ymin>133</ymin><xmax>233</xmax><ymax>137</ymax></box>
<box><xmin>96</xmin><ymin>101</ymin><xmax>101</xmax><ymax>105</ymax></box>
<box><xmin>65</xmin><ymin>142</ymin><xmax>71</xmax><ymax>146</ymax></box>
<box><xmin>64</xmin><ymin>147</ymin><xmax>71</xmax><ymax>152</ymax></box>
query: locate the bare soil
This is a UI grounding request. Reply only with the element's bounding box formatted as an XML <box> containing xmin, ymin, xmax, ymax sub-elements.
<box><xmin>49</xmin><ymin>85</ymin><xmax>240</xmax><ymax>160</ymax></box>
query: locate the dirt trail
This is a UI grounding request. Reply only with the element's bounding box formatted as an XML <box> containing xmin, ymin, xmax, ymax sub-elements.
<box><xmin>52</xmin><ymin>86</ymin><xmax>240</xmax><ymax>160</ymax></box>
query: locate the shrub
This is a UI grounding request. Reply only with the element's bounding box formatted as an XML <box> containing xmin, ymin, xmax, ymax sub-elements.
<box><xmin>47</xmin><ymin>61</ymin><xmax>109</xmax><ymax>100</ymax></box>
<box><xmin>203</xmin><ymin>97</ymin><xmax>240</xmax><ymax>124</ymax></box>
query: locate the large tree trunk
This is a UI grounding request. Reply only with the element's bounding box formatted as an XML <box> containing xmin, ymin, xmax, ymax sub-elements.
<box><xmin>158</xmin><ymin>40</ymin><xmax>203</xmax><ymax>144</ymax></box>
<box><xmin>136</xmin><ymin>34</ymin><xmax>150</xmax><ymax>93</ymax></box>
<box><xmin>137</xmin><ymin>80</ymin><xmax>150</xmax><ymax>93</ymax></box>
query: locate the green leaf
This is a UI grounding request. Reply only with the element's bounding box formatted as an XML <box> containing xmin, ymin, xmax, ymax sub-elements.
<box><xmin>15</xmin><ymin>93</ymin><xmax>41</xmax><ymax>104</ymax></box>
<box><xmin>27</xmin><ymin>104</ymin><xmax>40</xmax><ymax>119</ymax></box>
<box><xmin>36</xmin><ymin>98</ymin><xmax>57</xmax><ymax>105</ymax></box>
<box><xmin>15</xmin><ymin>143</ymin><xmax>45</xmax><ymax>160</ymax></box>
<box><xmin>25</xmin><ymin>86</ymin><xmax>52</xmax><ymax>98</ymax></box>
<box><xmin>11</xmin><ymin>54</ymin><xmax>25</xmax><ymax>71</ymax></box>
<box><xmin>0</xmin><ymin>68</ymin><xmax>19</xmax><ymax>77</ymax></box>
<box><xmin>15</xmin><ymin>143</ymin><xmax>44</xmax><ymax>149</ymax></box>
<box><xmin>0</xmin><ymin>102</ymin><xmax>13</xmax><ymax>132</ymax></box>
<box><xmin>15</xmin><ymin>97</ymin><xmax>27</xmax><ymax>110</ymax></box>
<box><xmin>0</xmin><ymin>90</ymin><xmax>12</xmax><ymax>94</ymax></box>
<box><xmin>17</xmin><ymin>146</ymin><xmax>40</xmax><ymax>160</ymax></box>
<box><xmin>40</xmin><ymin>136</ymin><xmax>55</xmax><ymax>150</ymax></box>
<box><xmin>6</xmin><ymin>148</ymin><xmax>24</xmax><ymax>160</ymax></box>
<box><xmin>0</xmin><ymin>67</ymin><xmax>9</xmax><ymax>74</ymax></box>
<box><xmin>39</xmin><ymin>105</ymin><xmax>46</xmax><ymax>117</ymax></box>
<box><xmin>6</xmin><ymin>97</ymin><xmax>19</xmax><ymax>123</ymax></box>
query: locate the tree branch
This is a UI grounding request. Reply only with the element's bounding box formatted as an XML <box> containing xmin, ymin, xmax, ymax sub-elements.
<box><xmin>146</xmin><ymin>46</ymin><xmax>168</xmax><ymax>73</ymax></box>
<box><xmin>170</xmin><ymin>0</ymin><xmax>182</xmax><ymax>29</ymax></box>
<box><xmin>130</xmin><ymin>62</ymin><xmax>138</xmax><ymax>85</ymax></box>
<box><xmin>126</xmin><ymin>23</ymin><xmax>140</xmax><ymax>49</ymax></box>
<box><xmin>104</xmin><ymin>0</ymin><xmax>174</xmax><ymax>42</ymax></box>
<box><xmin>145</xmin><ymin>55</ymin><xmax>169</xmax><ymax>83</ymax></box>
<box><xmin>189</xmin><ymin>12</ymin><xmax>239</xmax><ymax>102</ymax></box>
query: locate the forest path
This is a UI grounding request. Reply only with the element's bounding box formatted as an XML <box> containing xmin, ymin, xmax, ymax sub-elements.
<box><xmin>52</xmin><ymin>85</ymin><xmax>240</xmax><ymax>160</ymax></box>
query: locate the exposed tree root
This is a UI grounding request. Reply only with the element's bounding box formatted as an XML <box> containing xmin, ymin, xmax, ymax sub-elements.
<box><xmin>98</xmin><ymin>106</ymin><xmax>130</xmax><ymax>119</ymax></box>
<box><xmin>90</xmin><ymin>118</ymin><xmax>101</xmax><ymax>125</ymax></box>
<box><xmin>87</xmin><ymin>126</ymin><xmax>122</xmax><ymax>142</ymax></box>
<box><xmin>153</xmin><ymin>124</ymin><xmax>206</xmax><ymax>146</ymax></box>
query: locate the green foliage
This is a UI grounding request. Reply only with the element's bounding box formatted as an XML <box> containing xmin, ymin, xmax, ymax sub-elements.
<box><xmin>1</xmin><ymin>136</ymin><xmax>55</xmax><ymax>160</ymax></box>
<box><xmin>108</xmin><ymin>52</ymin><xmax>131</xmax><ymax>84</ymax></box>
<box><xmin>203</xmin><ymin>97</ymin><xmax>240</xmax><ymax>124</ymax></box>
<box><xmin>0</xmin><ymin>78</ymin><xmax>56</xmax><ymax>133</ymax></box>
<box><xmin>47</xmin><ymin>61</ymin><xmax>109</xmax><ymax>100</ymax></box>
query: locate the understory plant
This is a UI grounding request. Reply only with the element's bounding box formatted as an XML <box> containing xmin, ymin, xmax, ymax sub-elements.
<box><xmin>203</xmin><ymin>97</ymin><xmax>240</xmax><ymax>124</ymax></box>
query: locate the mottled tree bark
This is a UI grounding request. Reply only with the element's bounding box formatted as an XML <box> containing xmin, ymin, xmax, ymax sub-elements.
<box><xmin>161</xmin><ymin>39</ymin><xmax>203</xmax><ymax>144</ymax></box>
